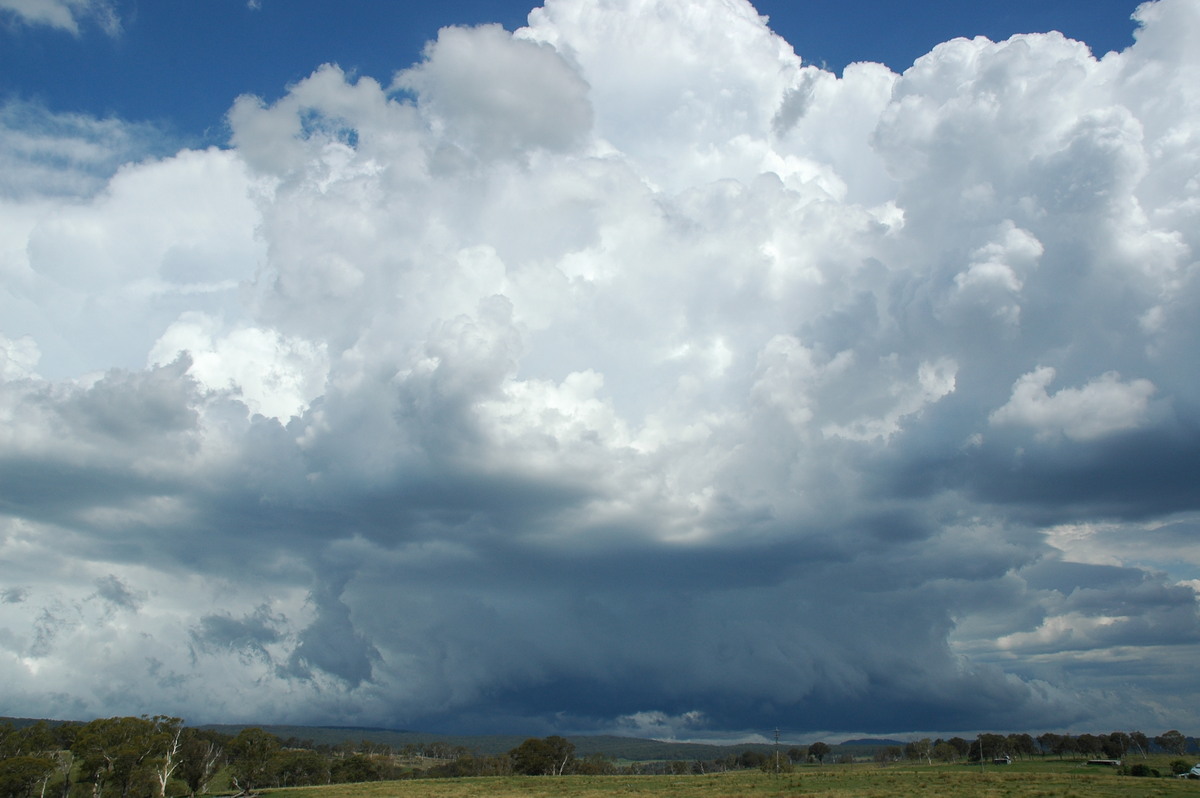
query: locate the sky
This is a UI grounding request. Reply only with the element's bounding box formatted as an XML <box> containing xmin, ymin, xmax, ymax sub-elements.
<box><xmin>0</xmin><ymin>0</ymin><xmax>1198</xmax><ymax>743</ymax></box>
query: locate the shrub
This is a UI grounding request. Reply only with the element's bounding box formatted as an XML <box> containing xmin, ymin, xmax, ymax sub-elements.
<box><xmin>759</xmin><ymin>755</ymin><xmax>794</xmax><ymax>774</ymax></box>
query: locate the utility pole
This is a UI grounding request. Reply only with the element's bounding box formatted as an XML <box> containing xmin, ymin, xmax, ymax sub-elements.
<box><xmin>774</xmin><ymin>728</ymin><xmax>781</xmax><ymax>775</ymax></box>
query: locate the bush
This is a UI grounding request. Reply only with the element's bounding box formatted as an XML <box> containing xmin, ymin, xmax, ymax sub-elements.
<box><xmin>1170</xmin><ymin>759</ymin><xmax>1191</xmax><ymax>776</ymax></box>
<box><xmin>1127</xmin><ymin>763</ymin><xmax>1160</xmax><ymax>777</ymax></box>
<box><xmin>758</xmin><ymin>755</ymin><xmax>794</xmax><ymax>774</ymax></box>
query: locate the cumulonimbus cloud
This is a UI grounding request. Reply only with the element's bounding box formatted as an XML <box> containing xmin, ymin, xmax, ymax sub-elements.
<box><xmin>0</xmin><ymin>0</ymin><xmax>1198</xmax><ymax>736</ymax></box>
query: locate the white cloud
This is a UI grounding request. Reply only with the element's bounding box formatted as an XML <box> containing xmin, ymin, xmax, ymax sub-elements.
<box><xmin>394</xmin><ymin>24</ymin><xmax>593</xmax><ymax>160</ymax></box>
<box><xmin>150</xmin><ymin>314</ymin><xmax>329</xmax><ymax>422</ymax></box>
<box><xmin>989</xmin><ymin>367</ymin><xmax>1157</xmax><ymax>441</ymax></box>
<box><xmin>937</xmin><ymin>221</ymin><xmax>1044</xmax><ymax>329</ymax></box>
<box><xmin>0</xmin><ymin>100</ymin><xmax>165</xmax><ymax>199</ymax></box>
<box><xmin>2</xmin><ymin>0</ymin><xmax>1200</xmax><ymax>736</ymax></box>
<box><xmin>0</xmin><ymin>334</ymin><xmax>40</xmax><ymax>380</ymax></box>
<box><xmin>822</xmin><ymin>357</ymin><xmax>958</xmax><ymax>442</ymax></box>
<box><xmin>522</xmin><ymin>0</ymin><xmax>805</xmax><ymax>191</ymax></box>
<box><xmin>2</xmin><ymin>145</ymin><xmax>262</xmax><ymax>378</ymax></box>
<box><xmin>0</xmin><ymin>0</ymin><xmax>117</xmax><ymax>35</ymax></box>
<box><xmin>615</xmin><ymin>710</ymin><xmax>709</xmax><ymax>740</ymax></box>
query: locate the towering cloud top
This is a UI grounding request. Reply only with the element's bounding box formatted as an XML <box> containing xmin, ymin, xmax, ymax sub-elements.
<box><xmin>0</xmin><ymin>0</ymin><xmax>1198</xmax><ymax>737</ymax></box>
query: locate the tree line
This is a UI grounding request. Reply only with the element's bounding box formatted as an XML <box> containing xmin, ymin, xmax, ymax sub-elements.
<box><xmin>0</xmin><ymin>718</ymin><xmax>399</xmax><ymax>798</ymax></box>
<box><xmin>883</xmin><ymin>730</ymin><xmax>1193</xmax><ymax>764</ymax></box>
<box><xmin>2</xmin><ymin>717</ymin><xmax>1195</xmax><ymax>798</ymax></box>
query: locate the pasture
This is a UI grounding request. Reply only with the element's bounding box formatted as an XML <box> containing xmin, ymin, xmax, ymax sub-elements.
<box><xmin>260</xmin><ymin>760</ymin><xmax>1200</xmax><ymax>798</ymax></box>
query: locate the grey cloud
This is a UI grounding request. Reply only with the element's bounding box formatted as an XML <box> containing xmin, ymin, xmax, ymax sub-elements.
<box><xmin>964</xmin><ymin>427</ymin><xmax>1200</xmax><ymax>523</ymax></box>
<box><xmin>61</xmin><ymin>357</ymin><xmax>199</xmax><ymax>444</ymax></box>
<box><xmin>771</xmin><ymin>71</ymin><xmax>821</xmax><ymax>136</ymax></box>
<box><xmin>282</xmin><ymin>584</ymin><xmax>379</xmax><ymax>687</ymax></box>
<box><xmin>191</xmin><ymin>605</ymin><xmax>285</xmax><ymax>659</ymax></box>
<box><xmin>92</xmin><ymin>575</ymin><xmax>143</xmax><ymax>611</ymax></box>
<box><xmin>29</xmin><ymin>603</ymin><xmax>73</xmax><ymax>658</ymax></box>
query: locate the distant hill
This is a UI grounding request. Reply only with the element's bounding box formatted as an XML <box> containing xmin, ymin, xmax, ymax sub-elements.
<box><xmin>2</xmin><ymin>716</ymin><xmax>795</xmax><ymax>760</ymax></box>
<box><xmin>0</xmin><ymin>716</ymin><xmax>890</xmax><ymax>761</ymax></box>
<box><xmin>8</xmin><ymin>716</ymin><xmax>1197</xmax><ymax>759</ymax></box>
<box><xmin>839</xmin><ymin>738</ymin><xmax>907</xmax><ymax>747</ymax></box>
<box><xmin>193</xmin><ymin>724</ymin><xmax>784</xmax><ymax>760</ymax></box>
<box><xmin>50</xmin><ymin>718</ymin><xmax>1200</xmax><ymax>760</ymax></box>
<box><xmin>0</xmin><ymin>717</ymin><xmax>82</xmax><ymax>729</ymax></box>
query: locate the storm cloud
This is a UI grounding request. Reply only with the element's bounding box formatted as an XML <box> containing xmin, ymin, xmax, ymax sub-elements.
<box><xmin>1</xmin><ymin>0</ymin><xmax>1199</xmax><ymax>739</ymax></box>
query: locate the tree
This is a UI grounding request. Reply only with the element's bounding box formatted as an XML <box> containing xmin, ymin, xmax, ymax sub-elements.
<box><xmin>873</xmin><ymin>746</ymin><xmax>902</xmax><ymax>765</ymax></box>
<box><xmin>931</xmin><ymin>741</ymin><xmax>959</xmax><ymax>763</ymax></box>
<box><xmin>1129</xmin><ymin>731</ymin><xmax>1150</xmax><ymax>759</ymax></box>
<box><xmin>1155</xmin><ymin>730</ymin><xmax>1188</xmax><ymax>756</ymax></box>
<box><xmin>509</xmin><ymin>737</ymin><xmax>575</xmax><ymax>776</ymax></box>
<box><xmin>328</xmin><ymin>754</ymin><xmax>378</xmax><ymax>784</ymax></box>
<box><xmin>271</xmin><ymin>750</ymin><xmax>329</xmax><ymax>787</ymax></box>
<box><xmin>807</xmin><ymin>742</ymin><xmax>831</xmax><ymax>764</ymax></box>
<box><xmin>0</xmin><ymin>724</ymin><xmax>16</xmax><ymax>757</ymax></box>
<box><xmin>945</xmin><ymin>737</ymin><xmax>970</xmax><ymax>759</ymax></box>
<box><xmin>1075</xmin><ymin>733</ymin><xmax>1102</xmax><ymax>757</ymax></box>
<box><xmin>175</xmin><ymin>730</ymin><xmax>224</xmax><ymax>798</ymax></box>
<box><xmin>0</xmin><ymin>722</ymin><xmax>63</xmax><ymax>798</ymax></box>
<box><xmin>1006</xmin><ymin>734</ymin><xmax>1036</xmax><ymax>760</ymax></box>
<box><xmin>0</xmin><ymin>756</ymin><xmax>56</xmax><ymax>798</ymax></box>
<box><xmin>969</xmin><ymin>734</ymin><xmax>1007</xmax><ymax>762</ymax></box>
<box><xmin>543</xmin><ymin>736</ymin><xmax>575</xmax><ymax>777</ymax></box>
<box><xmin>146</xmin><ymin>718</ymin><xmax>183</xmax><ymax>798</ymax></box>
<box><xmin>904</xmin><ymin>739</ymin><xmax>932</xmax><ymax>764</ymax></box>
<box><xmin>50</xmin><ymin>726</ymin><xmax>78</xmax><ymax>755</ymax></box>
<box><xmin>72</xmin><ymin>716</ymin><xmax>163</xmax><ymax>798</ymax></box>
<box><xmin>736</xmin><ymin>751</ymin><xmax>767</xmax><ymax>770</ymax></box>
<box><xmin>227</xmin><ymin>729</ymin><xmax>280</xmax><ymax>795</ymax></box>
<box><xmin>0</xmin><ymin>724</ymin><xmax>56</xmax><ymax>759</ymax></box>
<box><xmin>49</xmin><ymin>751</ymin><xmax>72</xmax><ymax>798</ymax></box>
<box><xmin>1036</xmin><ymin>733</ymin><xmax>1060</xmax><ymax>758</ymax></box>
<box><xmin>1037</xmin><ymin>733</ymin><xmax>1075</xmax><ymax>759</ymax></box>
<box><xmin>759</xmin><ymin>755</ymin><xmax>793</xmax><ymax>774</ymax></box>
<box><xmin>1102</xmin><ymin>732</ymin><xmax>1130</xmax><ymax>760</ymax></box>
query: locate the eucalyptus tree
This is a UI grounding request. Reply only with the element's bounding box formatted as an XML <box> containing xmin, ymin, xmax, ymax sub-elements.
<box><xmin>226</xmin><ymin>729</ymin><xmax>280</xmax><ymax>796</ymax></box>
<box><xmin>175</xmin><ymin>729</ymin><xmax>225</xmax><ymax>798</ymax></box>
<box><xmin>509</xmin><ymin>736</ymin><xmax>575</xmax><ymax>776</ymax></box>
<box><xmin>1155</xmin><ymin>730</ymin><xmax>1188</xmax><ymax>756</ymax></box>
<box><xmin>72</xmin><ymin>717</ymin><xmax>174</xmax><ymax>798</ymax></box>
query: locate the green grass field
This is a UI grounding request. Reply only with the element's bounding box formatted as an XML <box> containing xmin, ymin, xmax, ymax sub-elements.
<box><xmin>258</xmin><ymin>760</ymin><xmax>1200</xmax><ymax>798</ymax></box>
